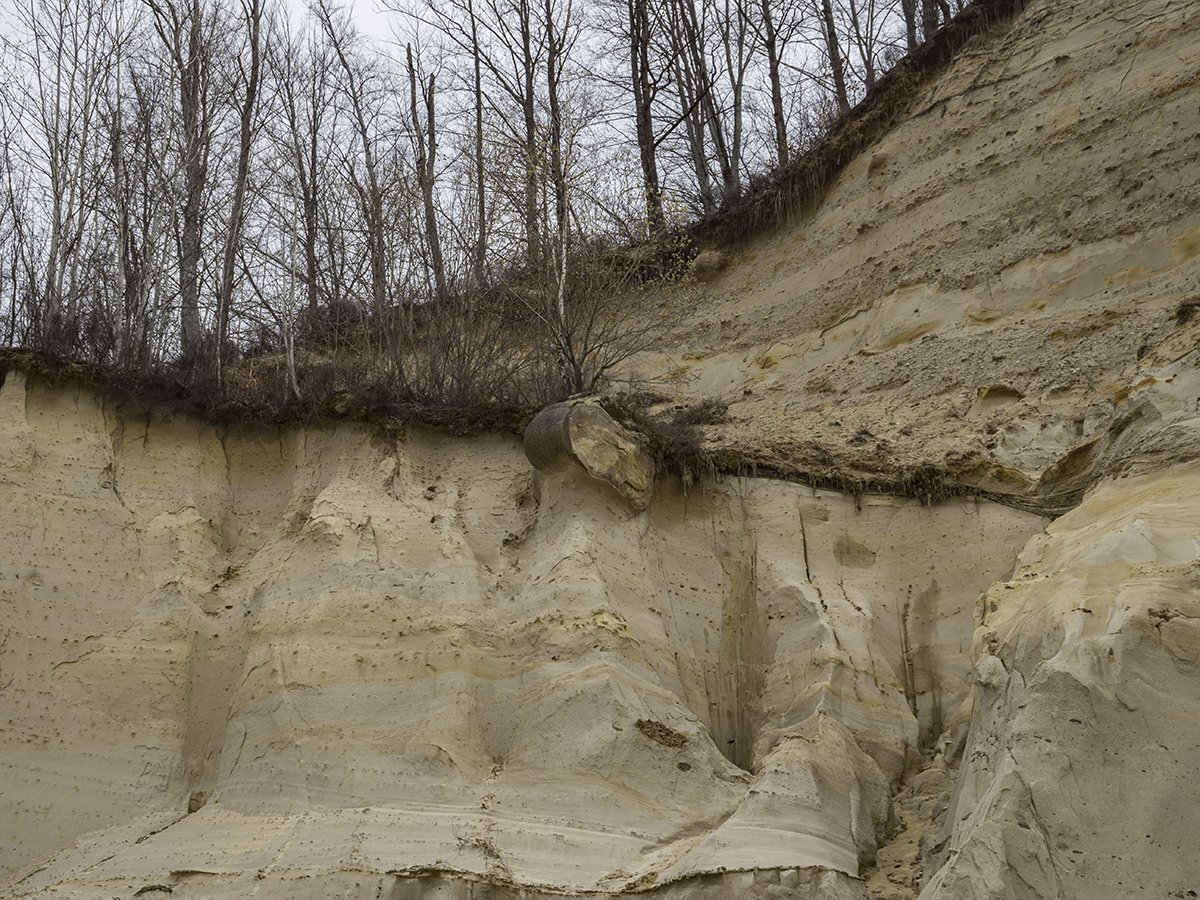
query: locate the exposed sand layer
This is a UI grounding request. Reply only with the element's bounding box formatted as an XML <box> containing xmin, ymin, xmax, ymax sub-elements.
<box><xmin>0</xmin><ymin>372</ymin><xmax>1046</xmax><ymax>898</ymax></box>
<box><xmin>633</xmin><ymin>0</ymin><xmax>1200</xmax><ymax>513</ymax></box>
<box><xmin>921</xmin><ymin>463</ymin><xmax>1200</xmax><ymax>900</ymax></box>
<box><xmin>4</xmin><ymin>0</ymin><xmax>1200</xmax><ymax>896</ymax></box>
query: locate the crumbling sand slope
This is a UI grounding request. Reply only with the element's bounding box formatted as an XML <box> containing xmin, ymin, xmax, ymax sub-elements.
<box><xmin>0</xmin><ymin>371</ymin><xmax>1045</xmax><ymax>898</ymax></box>
<box><xmin>3</xmin><ymin>370</ymin><xmax>1199</xmax><ymax>900</ymax></box>
<box><xmin>3</xmin><ymin>0</ymin><xmax>1200</xmax><ymax>897</ymax></box>
<box><xmin>637</xmin><ymin>0</ymin><xmax>1200</xmax><ymax>512</ymax></box>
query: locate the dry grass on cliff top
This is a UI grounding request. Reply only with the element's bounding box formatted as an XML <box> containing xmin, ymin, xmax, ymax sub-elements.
<box><xmin>0</xmin><ymin>345</ymin><xmax>1066</xmax><ymax>512</ymax></box>
<box><xmin>0</xmin><ymin>348</ymin><xmax>536</xmax><ymax>436</ymax></box>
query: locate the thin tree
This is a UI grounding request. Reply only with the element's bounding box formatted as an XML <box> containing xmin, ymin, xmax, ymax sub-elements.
<box><xmin>900</xmin><ymin>0</ymin><xmax>918</xmax><ymax>51</ymax></box>
<box><xmin>757</xmin><ymin>0</ymin><xmax>791</xmax><ymax>166</ymax></box>
<box><xmin>314</xmin><ymin>0</ymin><xmax>391</xmax><ymax>319</ymax></box>
<box><xmin>466</xmin><ymin>0</ymin><xmax>488</xmax><ymax>284</ymax></box>
<box><xmin>405</xmin><ymin>42</ymin><xmax>447</xmax><ymax>301</ymax></box>
<box><xmin>818</xmin><ymin>0</ymin><xmax>851</xmax><ymax>115</ymax></box>
<box><xmin>215</xmin><ymin>0</ymin><xmax>266</xmax><ymax>377</ymax></box>
<box><xmin>145</xmin><ymin>0</ymin><xmax>220</xmax><ymax>360</ymax></box>
<box><xmin>627</xmin><ymin>0</ymin><xmax>664</xmax><ymax>229</ymax></box>
<box><xmin>11</xmin><ymin>0</ymin><xmax>117</xmax><ymax>347</ymax></box>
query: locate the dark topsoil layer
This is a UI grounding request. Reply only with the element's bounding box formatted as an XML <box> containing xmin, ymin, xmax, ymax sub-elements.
<box><xmin>2</xmin><ymin>348</ymin><xmax>1073</xmax><ymax>516</ymax></box>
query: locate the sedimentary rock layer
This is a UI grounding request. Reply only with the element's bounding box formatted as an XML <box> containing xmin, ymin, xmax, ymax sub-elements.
<box><xmin>0</xmin><ymin>371</ymin><xmax>1041</xmax><ymax>898</ymax></box>
<box><xmin>636</xmin><ymin>0</ymin><xmax>1200</xmax><ymax>511</ymax></box>
<box><xmin>921</xmin><ymin>463</ymin><xmax>1200</xmax><ymax>900</ymax></box>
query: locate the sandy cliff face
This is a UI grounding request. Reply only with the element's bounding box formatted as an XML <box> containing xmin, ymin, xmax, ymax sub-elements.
<box><xmin>920</xmin><ymin>464</ymin><xmax>1200</xmax><ymax>900</ymax></box>
<box><xmin>3</xmin><ymin>0</ymin><xmax>1200</xmax><ymax>896</ymax></box>
<box><xmin>0</xmin><ymin>370</ymin><xmax>1045</xmax><ymax>898</ymax></box>
<box><xmin>3</xmin><ymin>372</ymin><xmax>1198</xmax><ymax>900</ymax></box>
<box><xmin>639</xmin><ymin>0</ymin><xmax>1200</xmax><ymax>512</ymax></box>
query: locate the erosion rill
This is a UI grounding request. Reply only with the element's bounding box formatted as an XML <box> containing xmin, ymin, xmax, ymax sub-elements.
<box><xmin>3</xmin><ymin>0</ymin><xmax>1200</xmax><ymax>897</ymax></box>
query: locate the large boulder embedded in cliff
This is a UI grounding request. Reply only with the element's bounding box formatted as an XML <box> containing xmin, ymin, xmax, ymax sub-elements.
<box><xmin>524</xmin><ymin>400</ymin><xmax>655</xmax><ymax>510</ymax></box>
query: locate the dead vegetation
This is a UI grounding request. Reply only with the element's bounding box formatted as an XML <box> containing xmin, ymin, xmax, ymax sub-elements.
<box><xmin>0</xmin><ymin>242</ymin><xmax>675</xmax><ymax>434</ymax></box>
<box><xmin>3</xmin><ymin>347</ymin><xmax>1084</xmax><ymax>514</ymax></box>
<box><xmin>614</xmin><ymin>393</ymin><xmax>728</xmax><ymax>490</ymax></box>
<box><xmin>0</xmin><ymin>347</ymin><xmax>536</xmax><ymax>435</ymax></box>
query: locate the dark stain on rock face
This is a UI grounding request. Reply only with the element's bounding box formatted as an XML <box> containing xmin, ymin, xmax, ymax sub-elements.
<box><xmin>834</xmin><ymin>534</ymin><xmax>877</xmax><ymax>568</ymax></box>
<box><xmin>636</xmin><ymin>719</ymin><xmax>688</xmax><ymax>748</ymax></box>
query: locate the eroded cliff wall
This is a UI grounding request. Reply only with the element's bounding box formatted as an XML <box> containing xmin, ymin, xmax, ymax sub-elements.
<box><xmin>0</xmin><ymin>370</ymin><xmax>1047</xmax><ymax>898</ymax></box>
<box><xmin>4</xmin><ymin>0</ymin><xmax>1200</xmax><ymax>896</ymax></box>
<box><xmin>637</xmin><ymin>0</ymin><xmax>1200</xmax><ymax>511</ymax></box>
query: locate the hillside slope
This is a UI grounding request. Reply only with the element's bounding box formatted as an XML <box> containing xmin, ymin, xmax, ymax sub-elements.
<box><xmin>637</xmin><ymin>0</ymin><xmax>1199</xmax><ymax>513</ymax></box>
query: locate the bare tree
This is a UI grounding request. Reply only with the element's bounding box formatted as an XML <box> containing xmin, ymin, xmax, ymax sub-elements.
<box><xmin>8</xmin><ymin>0</ymin><xmax>119</xmax><ymax>350</ymax></box>
<box><xmin>314</xmin><ymin>0</ymin><xmax>393</xmax><ymax>321</ymax></box>
<box><xmin>405</xmin><ymin>42</ymin><xmax>447</xmax><ymax>301</ymax></box>
<box><xmin>103</xmin><ymin>48</ymin><xmax>176</xmax><ymax>368</ymax></box>
<box><xmin>755</xmin><ymin>0</ymin><xmax>800</xmax><ymax>166</ymax></box>
<box><xmin>406</xmin><ymin>0</ymin><xmax>492</xmax><ymax>283</ymax></box>
<box><xmin>466</xmin><ymin>0</ymin><xmax>488</xmax><ymax>282</ymax></box>
<box><xmin>627</xmin><ymin>0</ymin><xmax>664</xmax><ymax>229</ymax></box>
<box><xmin>476</xmin><ymin>0</ymin><xmax>545</xmax><ymax>268</ymax></box>
<box><xmin>657</xmin><ymin>0</ymin><xmax>715</xmax><ymax>210</ymax></box>
<box><xmin>674</xmin><ymin>0</ymin><xmax>739</xmax><ymax>203</ymax></box>
<box><xmin>215</xmin><ymin>0</ymin><xmax>266</xmax><ymax>377</ymax></box>
<box><xmin>900</xmin><ymin>0</ymin><xmax>918</xmax><ymax>51</ymax></box>
<box><xmin>818</xmin><ymin>0</ymin><xmax>851</xmax><ymax>115</ymax></box>
<box><xmin>145</xmin><ymin>0</ymin><xmax>222</xmax><ymax>360</ymax></box>
<box><xmin>845</xmin><ymin>0</ymin><xmax>876</xmax><ymax>87</ymax></box>
<box><xmin>270</xmin><ymin>19</ymin><xmax>341</xmax><ymax>318</ymax></box>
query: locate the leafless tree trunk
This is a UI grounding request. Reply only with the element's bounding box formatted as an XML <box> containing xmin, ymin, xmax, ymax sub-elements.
<box><xmin>147</xmin><ymin>0</ymin><xmax>218</xmax><ymax>360</ymax></box>
<box><xmin>543</xmin><ymin>0</ymin><xmax>569</xmax><ymax>248</ymax></box>
<box><xmin>274</xmin><ymin>25</ymin><xmax>334</xmax><ymax>316</ymax></box>
<box><xmin>542</xmin><ymin>0</ymin><xmax>571</xmax><ymax>360</ymax></box>
<box><xmin>215</xmin><ymin>0</ymin><xmax>265</xmax><ymax>377</ymax></box>
<box><xmin>659</xmin><ymin>0</ymin><xmax>715</xmax><ymax>210</ymax></box>
<box><xmin>14</xmin><ymin>0</ymin><xmax>117</xmax><ymax>348</ymax></box>
<box><xmin>759</xmin><ymin>0</ymin><xmax>789</xmax><ymax>167</ymax></box>
<box><xmin>315</xmin><ymin>0</ymin><xmax>390</xmax><ymax>319</ymax></box>
<box><xmin>513</xmin><ymin>0</ymin><xmax>542</xmax><ymax>268</ymax></box>
<box><xmin>715</xmin><ymin>0</ymin><xmax>755</xmax><ymax>199</ymax></box>
<box><xmin>900</xmin><ymin>0</ymin><xmax>918</xmax><ymax>51</ymax></box>
<box><xmin>846</xmin><ymin>0</ymin><xmax>877</xmax><ymax>88</ymax></box>
<box><xmin>819</xmin><ymin>0</ymin><xmax>851</xmax><ymax>115</ymax></box>
<box><xmin>672</xmin><ymin>0</ymin><xmax>738</xmax><ymax>201</ymax></box>
<box><xmin>105</xmin><ymin>61</ymin><xmax>172</xmax><ymax>369</ymax></box>
<box><xmin>467</xmin><ymin>0</ymin><xmax>487</xmax><ymax>284</ymax></box>
<box><xmin>628</xmin><ymin>0</ymin><xmax>664</xmax><ymax>229</ymax></box>
<box><xmin>462</xmin><ymin>0</ymin><xmax>544</xmax><ymax>267</ymax></box>
<box><xmin>406</xmin><ymin>43</ymin><xmax>447</xmax><ymax>302</ymax></box>
<box><xmin>0</xmin><ymin>109</ymin><xmax>30</xmax><ymax>347</ymax></box>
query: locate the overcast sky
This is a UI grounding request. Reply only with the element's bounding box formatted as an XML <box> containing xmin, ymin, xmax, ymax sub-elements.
<box><xmin>287</xmin><ymin>0</ymin><xmax>395</xmax><ymax>42</ymax></box>
<box><xmin>0</xmin><ymin>0</ymin><xmax>400</xmax><ymax>47</ymax></box>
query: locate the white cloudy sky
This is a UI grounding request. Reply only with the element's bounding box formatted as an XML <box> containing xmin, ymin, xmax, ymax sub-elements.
<box><xmin>0</xmin><ymin>0</ymin><xmax>400</xmax><ymax>46</ymax></box>
<box><xmin>286</xmin><ymin>0</ymin><xmax>397</xmax><ymax>41</ymax></box>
